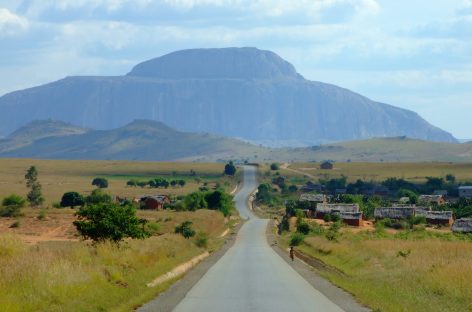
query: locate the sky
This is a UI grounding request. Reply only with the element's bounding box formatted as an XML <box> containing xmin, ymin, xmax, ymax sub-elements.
<box><xmin>0</xmin><ymin>0</ymin><xmax>471</xmax><ymax>139</ymax></box>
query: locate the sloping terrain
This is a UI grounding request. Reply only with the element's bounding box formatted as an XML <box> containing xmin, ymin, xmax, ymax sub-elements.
<box><xmin>0</xmin><ymin>48</ymin><xmax>456</xmax><ymax>145</ymax></box>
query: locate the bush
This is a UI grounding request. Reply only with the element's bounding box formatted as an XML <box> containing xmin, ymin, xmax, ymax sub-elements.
<box><xmin>331</xmin><ymin>214</ymin><xmax>341</xmax><ymax>222</ymax></box>
<box><xmin>37</xmin><ymin>209</ymin><xmax>46</xmax><ymax>220</ymax></box>
<box><xmin>60</xmin><ymin>192</ymin><xmax>85</xmax><ymax>208</ymax></box>
<box><xmin>91</xmin><ymin>177</ymin><xmax>108</xmax><ymax>189</ymax></box>
<box><xmin>270</xmin><ymin>163</ymin><xmax>280</xmax><ymax>170</ymax></box>
<box><xmin>73</xmin><ymin>202</ymin><xmax>150</xmax><ymax>243</ymax></box>
<box><xmin>326</xmin><ymin>221</ymin><xmax>341</xmax><ymax>241</ymax></box>
<box><xmin>85</xmin><ymin>189</ymin><xmax>112</xmax><ymax>204</ymax></box>
<box><xmin>0</xmin><ymin>195</ymin><xmax>26</xmax><ymax>217</ymax></box>
<box><xmin>278</xmin><ymin>216</ymin><xmax>290</xmax><ymax>234</ymax></box>
<box><xmin>175</xmin><ymin>221</ymin><xmax>196</xmax><ymax>239</ymax></box>
<box><xmin>9</xmin><ymin>220</ymin><xmax>21</xmax><ymax>228</ymax></box>
<box><xmin>290</xmin><ymin>233</ymin><xmax>305</xmax><ymax>246</ymax></box>
<box><xmin>297</xmin><ymin>222</ymin><xmax>311</xmax><ymax>235</ymax></box>
<box><xmin>323</xmin><ymin>214</ymin><xmax>332</xmax><ymax>222</ymax></box>
<box><xmin>146</xmin><ymin>222</ymin><xmax>161</xmax><ymax>235</ymax></box>
<box><xmin>195</xmin><ymin>232</ymin><xmax>208</xmax><ymax>248</ymax></box>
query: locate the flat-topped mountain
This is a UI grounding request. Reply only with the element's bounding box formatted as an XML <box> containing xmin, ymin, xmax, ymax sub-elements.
<box><xmin>0</xmin><ymin>47</ymin><xmax>456</xmax><ymax>145</ymax></box>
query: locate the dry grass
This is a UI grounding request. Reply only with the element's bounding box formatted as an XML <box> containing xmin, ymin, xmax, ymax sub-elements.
<box><xmin>0</xmin><ymin>209</ymin><xmax>228</xmax><ymax>312</ymax></box>
<box><xmin>0</xmin><ymin>158</ymin><xmax>238</xmax><ymax>206</ymax></box>
<box><xmin>287</xmin><ymin>162</ymin><xmax>472</xmax><ymax>183</ymax></box>
<box><xmin>283</xmin><ymin>230</ymin><xmax>472</xmax><ymax>312</ymax></box>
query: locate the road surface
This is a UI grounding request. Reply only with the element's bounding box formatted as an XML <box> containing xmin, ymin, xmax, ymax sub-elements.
<box><xmin>173</xmin><ymin>165</ymin><xmax>344</xmax><ymax>312</ymax></box>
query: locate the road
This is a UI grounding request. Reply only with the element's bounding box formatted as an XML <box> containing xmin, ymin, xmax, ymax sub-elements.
<box><xmin>172</xmin><ymin>165</ymin><xmax>344</xmax><ymax>312</ymax></box>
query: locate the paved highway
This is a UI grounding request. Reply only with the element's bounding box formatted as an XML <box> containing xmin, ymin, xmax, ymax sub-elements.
<box><xmin>173</xmin><ymin>166</ymin><xmax>344</xmax><ymax>312</ymax></box>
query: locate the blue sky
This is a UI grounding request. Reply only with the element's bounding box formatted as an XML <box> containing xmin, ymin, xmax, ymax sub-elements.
<box><xmin>0</xmin><ymin>0</ymin><xmax>471</xmax><ymax>138</ymax></box>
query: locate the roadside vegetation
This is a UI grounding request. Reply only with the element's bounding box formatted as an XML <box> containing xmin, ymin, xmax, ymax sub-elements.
<box><xmin>0</xmin><ymin>159</ymin><xmax>240</xmax><ymax>311</ymax></box>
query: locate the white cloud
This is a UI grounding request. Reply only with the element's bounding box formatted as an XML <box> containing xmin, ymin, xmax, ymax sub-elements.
<box><xmin>0</xmin><ymin>8</ymin><xmax>28</xmax><ymax>36</ymax></box>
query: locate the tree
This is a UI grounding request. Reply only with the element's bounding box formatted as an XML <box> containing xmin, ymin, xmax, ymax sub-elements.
<box><xmin>224</xmin><ymin>161</ymin><xmax>236</xmax><ymax>176</ymax></box>
<box><xmin>175</xmin><ymin>221</ymin><xmax>196</xmax><ymax>239</ymax></box>
<box><xmin>270</xmin><ymin>163</ymin><xmax>280</xmax><ymax>170</ymax></box>
<box><xmin>446</xmin><ymin>174</ymin><xmax>456</xmax><ymax>184</ymax></box>
<box><xmin>73</xmin><ymin>202</ymin><xmax>150</xmax><ymax>243</ymax></box>
<box><xmin>126</xmin><ymin>179</ymin><xmax>138</xmax><ymax>187</ymax></box>
<box><xmin>85</xmin><ymin>189</ymin><xmax>112</xmax><ymax>204</ymax></box>
<box><xmin>178</xmin><ymin>180</ymin><xmax>186</xmax><ymax>187</ymax></box>
<box><xmin>92</xmin><ymin>177</ymin><xmax>108</xmax><ymax>189</ymax></box>
<box><xmin>170</xmin><ymin>180</ymin><xmax>177</xmax><ymax>187</ymax></box>
<box><xmin>25</xmin><ymin>166</ymin><xmax>44</xmax><ymax>207</ymax></box>
<box><xmin>0</xmin><ymin>194</ymin><xmax>26</xmax><ymax>217</ymax></box>
<box><xmin>205</xmin><ymin>190</ymin><xmax>234</xmax><ymax>216</ymax></box>
<box><xmin>184</xmin><ymin>192</ymin><xmax>208</xmax><ymax>211</ymax></box>
<box><xmin>60</xmin><ymin>192</ymin><xmax>85</xmax><ymax>208</ymax></box>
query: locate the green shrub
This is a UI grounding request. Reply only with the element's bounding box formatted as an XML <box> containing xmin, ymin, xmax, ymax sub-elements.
<box><xmin>146</xmin><ymin>222</ymin><xmax>161</xmax><ymax>235</ymax></box>
<box><xmin>195</xmin><ymin>232</ymin><xmax>208</xmax><ymax>248</ymax></box>
<box><xmin>326</xmin><ymin>221</ymin><xmax>341</xmax><ymax>241</ymax></box>
<box><xmin>290</xmin><ymin>233</ymin><xmax>305</xmax><ymax>246</ymax></box>
<box><xmin>37</xmin><ymin>209</ymin><xmax>46</xmax><ymax>220</ymax></box>
<box><xmin>331</xmin><ymin>214</ymin><xmax>341</xmax><ymax>222</ymax></box>
<box><xmin>270</xmin><ymin>163</ymin><xmax>280</xmax><ymax>170</ymax></box>
<box><xmin>0</xmin><ymin>194</ymin><xmax>26</xmax><ymax>217</ymax></box>
<box><xmin>9</xmin><ymin>220</ymin><xmax>20</xmax><ymax>228</ymax></box>
<box><xmin>60</xmin><ymin>192</ymin><xmax>85</xmax><ymax>208</ymax></box>
<box><xmin>323</xmin><ymin>214</ymin><xmax>332</xmax><ymax>222</ymax></box>
<box><xmin>175</xmin><ymin>221</ymin><xmax>196</xmax><ymax>239</ymax></box>
<box><xmin>91</xmin><ymin>177</ymin><xmax>108</xmax><ymax>189</ymax></box>
<box><xmin>297</xmin><ymin>222</ymin><xmax>311</xmax><ymax>235</ymax></box>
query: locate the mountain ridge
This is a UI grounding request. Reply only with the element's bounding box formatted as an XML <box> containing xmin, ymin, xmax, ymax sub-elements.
<box><xmin>0</xmin><ymin>47</ymin><xmax>456</xmax><ymax>145</ymax></box>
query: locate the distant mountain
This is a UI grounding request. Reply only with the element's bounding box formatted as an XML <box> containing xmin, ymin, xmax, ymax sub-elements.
<box><xmin>0</xmin><ymin>119</ymin><xmax>264</xmax><ymax>161</ymax></box>
<box><xmin>0</xmin><ymin>47</ymin><xmax>456</xmax><ymax>145</ymax></box>
<box><xmin>0</xmin><ymin>120</ymin><xmax>471</xmax><ymax>162</ymax></box>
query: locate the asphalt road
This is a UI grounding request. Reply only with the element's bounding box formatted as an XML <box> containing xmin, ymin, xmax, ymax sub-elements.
<box><xmin>172</xmin><ymin>166</ymin><xmax>344</xmax><ymax>312</ymax></box>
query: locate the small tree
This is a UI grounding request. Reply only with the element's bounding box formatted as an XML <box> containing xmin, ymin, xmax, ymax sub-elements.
<box><xmin>60</xmin><ymin>192</ymin><xmax>85</xmax><ymax>208</ymax></box>
<box><xmin>178</xmin><ymin>179</ymin><xmax>186</xmax><ymax>187</ymax></box>
<box><xmin>224</xmin><ymin>161</ymin><xmax>236</xmax><ymax>176</ymax></box>
<box><xmin>184</xmin><ymin>192</ymin><xmax>208</xmax><ymax>211</ymax></box>
<box><xmin>25</xmin><ymin>166</ymin><xmax>44</xmax><ymax>207</ymax></box>
<box><xmin>175</xmin><ymin>221</ymin><xmax>196</xmax><ymax>239</ymax></box>
<box><xmin>126</xmin><ymin>179</ymin><xmax>138</xmax><ymax>187</ymax></box>
<box><xmin>0</xmin><ymin>194</ymin><xmax>26</xmax><ymax>217</ymax></box>
<box><xmin>92</xmin><ymin>177</ymin><xmax>108</xmax><ymax>189</ymax></box>
<box><xmin>85</xmin><ymin>189</ymin><xmax>112</xmax><ymax>204</ymax></box>
<box><xmin>73</xmin><ymin>202</ymin><xmax>150</xmax><ymax>243</ymax></box>
<box><xmin>270</xmin><ymin>163</ymin><xmax>280</xmax><ymax>170</ymax></box>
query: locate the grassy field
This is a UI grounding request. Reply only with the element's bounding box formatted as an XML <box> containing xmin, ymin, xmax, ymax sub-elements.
<box><xmin>287</xmin><ymin>162</ymin><xmax>472</xmax><ymax>183</ymax></box>
<box><xmin>0</xmin><ymin>209</ymin><xmax>231</xmax><ymax>312</ymax></box>
<box><xmin>0</xmin><ymin>158</ymin><xmax>239</xmax><ymax>206</ymax></box>
<box><xmin>279</xmin><ymin>224</ymin><xmax>472</xmax><ymax>312</ymax></box>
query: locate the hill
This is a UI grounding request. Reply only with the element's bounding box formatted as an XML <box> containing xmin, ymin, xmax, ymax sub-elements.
<box><xmin>0</xmin><ymin>120</ymin><xmax>471</xmax><ymax>162</ymax></box>
<box><xmin>0</xmin><ymin>47</ymin><xmax>456</xmax><ymax>146</ymax></box>
<box><xmin>0</xmin><ymin>119</ymin><xmax>265</xmax><ymax>161</ymax></box>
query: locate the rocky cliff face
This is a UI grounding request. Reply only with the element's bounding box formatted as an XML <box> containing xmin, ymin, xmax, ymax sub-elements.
<box><xmin>0</xmin><ymin>47</ymin><xmax>456</xmax><ymax>145</ymax></box>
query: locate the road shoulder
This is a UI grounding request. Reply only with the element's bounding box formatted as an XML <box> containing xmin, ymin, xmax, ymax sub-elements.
<box><xmin>136</xmin><ymin>221</ymin><xmax>243</xmax><ymax>312</ymax></box>
<box><xmin>266</xmin><ymin>220</ymin><xmax>371</xmax><ymax>312</ymax></box>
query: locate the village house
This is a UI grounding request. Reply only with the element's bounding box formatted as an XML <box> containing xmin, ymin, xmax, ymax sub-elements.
<box><xmin>140</xmin><ymin>195</ymin><xmax>171</xmax><ymax>210</ymax></box>
<box><xmin>452</xmin><ymin>218</ymin><xmax>472</xmax><ymax>233</ymax></box>
<box><xmin>418</xmin><ymin>195</ymin><xmax>446</xmax><ymax>206</ymax></box>
<box><xmin>374</xmin><ymin>206</ymin><xmax>415</xmax><ymax>220</ymax></box>
<box><xmin>336</xmin><ymin>211</ymin><xmax>363</xmax><ymax>226</ymax></box>
<box><xmin>459</xmin><ymin>186</ymin><xmax>472</xmax><ymax>199</ymax></box>
<box><xmin>299</xmin><ymin>194</ymin><xmax>326</xmax><ymax>203</ymax></box>
<box><xmin>315</xmin><ymin>203</ymin><xmax>359</xmax><ymax>219</ymax></box>
<box><xmin>414</xmin><ymin>206</ymin><xmax>431</xmax><ymax>217</ymax></box>
<box><xmin>320</xmin><ymin>161</ymin><xmax>333</xmax><ymax>170</ymax></box>
<box><xmin>424</xmin><ymin>211</ymin><xmax>454</xmax><ymax>226</ymax></box>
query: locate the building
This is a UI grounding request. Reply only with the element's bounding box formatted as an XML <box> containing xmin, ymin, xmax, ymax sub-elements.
<box><xmin>320</xmin><ymin>161</ymin><xmax>333</xmax><ymax>170</ymax></box>
<box><xmin>337</xmin><ymin>211</ymin><xmax>363</xmax><ymax>226</ymax></box>
<box><xmin>425</xmin><ymin>211</ymin><xmax>453</xmax><ymax>226</ymax></box>
<box><xmin>414</xmin><ymin>206</ymin><xmax>431</xmax><ymax>217</ymax></box>
<box><xmin>418</xmin><ymin>195</ymin><xmax>446</xmax><ymax>206</ymax></box>
<box><xmin>459</xmin><ymin>186</ymin><xmax>472</xmax><ymax>199</ymax></box>
<box><xmin>316</xmin><ymin>203</ymin><xmax>359</xmax><ymax>219</ymax></box>
<box><xmin>299</xmin><ymin>194</ymin><xmax>326</xmax><ymax>203</ymax></box>
<box><xmin>140</xmin><ymin>195</ymin><xmax>171</xmax><ymax>210</ymax></box>
<box><xmin>452</xmin><ymin>218</ymin><xmax>472</xmax><ymax>233</ymax></box>
<box><xmin>374</xmin><ymin>206</ymin><xmax>415</xmax><ymax>220</ymax></box>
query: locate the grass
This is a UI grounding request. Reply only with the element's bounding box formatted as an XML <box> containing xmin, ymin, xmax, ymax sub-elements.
<box><xmin>0</xmin><ymin>209</ymin><xmax>228</xmax><ymax>312</ymax></box>
<box><xmin>280</xmin><ymin>226</ymin><xmax>472</xmax><ymax>312</ymax></box>
<box><xmin>287</xmin><ymin>162</ymin><xmax>472</xmax><ymax>183</ymax></box>
<box><xmin>0</xmin><ymin>158</ymin><xmax>239</xmax><ymax>206</ymax></box>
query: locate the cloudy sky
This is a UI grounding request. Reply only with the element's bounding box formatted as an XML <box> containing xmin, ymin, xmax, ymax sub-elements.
<box><xmin>1</xmin><ymin>0</ymin><xmax>471</xmax><ymax>139</ymax></box>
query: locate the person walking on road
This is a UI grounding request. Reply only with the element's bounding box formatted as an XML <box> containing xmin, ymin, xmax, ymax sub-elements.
<box><xmin>290</xmin><ymin>246</ymin><xmax>295</xmax><ymax>262</ymax></box>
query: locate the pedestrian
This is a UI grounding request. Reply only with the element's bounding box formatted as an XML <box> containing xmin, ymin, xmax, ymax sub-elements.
<box><xmin>290</xmin><ymin>246</ymin><xmax>294</xmax><ymax>262</ymax></box>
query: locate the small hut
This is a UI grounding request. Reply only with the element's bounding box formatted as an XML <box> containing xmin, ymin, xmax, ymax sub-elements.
<box><xmin>425</xmin><ymin>211</ymin><xmax>453</xmax><ymax>226</ymax></box>
<box><xmin>452</xmin><ymin>218</ymin><xmax>472</xmax><ymax>233</ymax></box>
<box><xmin>418</xmin><ymin>195</ymin><xmax>446</xmax><ymax>206</ymax></box>
<box><xmin>320</xmin><ymin>161</ymin><xmax>333</xmax><ymax>170</ymax></box>
<box><xmin>299</xmin><ymin>194</ymin><xmax>326</xmax><ymax>203</ymax></box>
<box><xmin>337</xmin><ymin>211</ymin><xmax>363</xmax><ymax>227</ymax></box>
<box><xmin>140</xmin><ymin>195</ymin><xmax>171</xmax><ymax>210</ymax></box>
<box><xmin>374</xmin><ymin>206</ymin><xmax>415</xmax><ymax>220</ymax></box>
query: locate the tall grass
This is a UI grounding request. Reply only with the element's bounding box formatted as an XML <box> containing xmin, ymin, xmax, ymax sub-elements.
<box><xmin>292</xmin><ymin>232</ymin><xmax>472</xmax><ymax>312</ymax></box>
<box><xmin>0</xmin><ymin>209</ymin><xmax>227</xmax><ymax>312</ymax></box>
